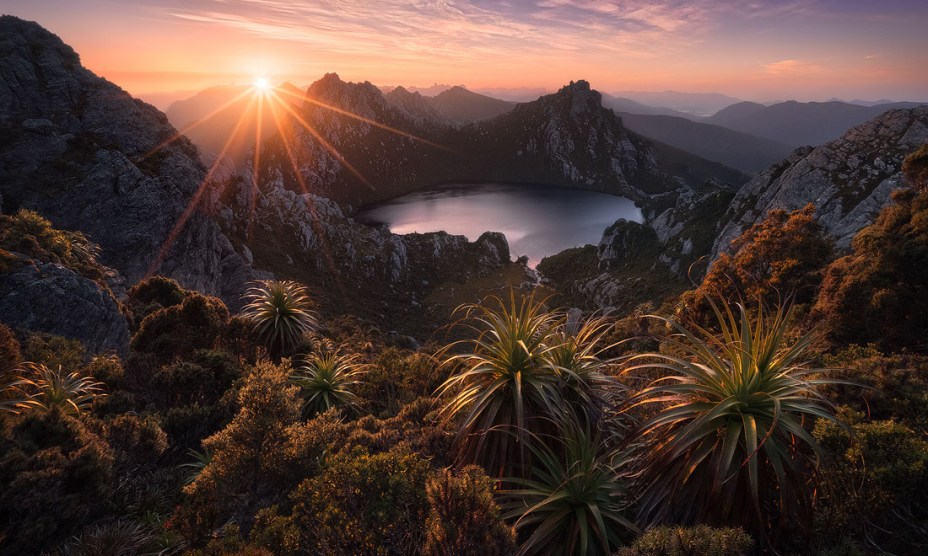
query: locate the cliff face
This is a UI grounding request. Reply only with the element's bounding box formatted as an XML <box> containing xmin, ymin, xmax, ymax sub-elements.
<box><xmin>712</xmin><ymin>106</ymin><xmax>928</xmax><ymax>258</ymax></box>
<box><xmin>0</xmin><ymin>16</ymin><xmax>251</xmax><ymax>303</ymax></box>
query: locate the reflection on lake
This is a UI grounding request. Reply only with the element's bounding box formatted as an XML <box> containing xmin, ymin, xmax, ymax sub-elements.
<box><xmin>356</xmin><ymin>183</ymin><xmax>643</xmax><ymax>266</ymax></box>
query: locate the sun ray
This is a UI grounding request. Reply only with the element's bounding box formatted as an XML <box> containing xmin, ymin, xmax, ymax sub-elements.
<box><xmin>249</xmin><ymin>89</ymin><xmax>265</xmax><ymax>234</ymax></box>
<box><xmin>273</xmin><ymin>86</ymin><xmax>457</xmax><ymax>154</ymax></box>
<box><xmin>265</xmin><ymin>94</ymin><xmax>348</xmax><ymax>298</ymax></box>
<box><xmin>138</xmin><ymin>86</ymin><xmax>255</xmax><ymax>163</ymax></box>
<box><xmin>269</xmin><ymin>90</ymin><xmax>375</xmax><ymax>191</ymax></box>
<box><xmin>146</xmin><ymin>94</ymin><xmax>259</xmax><ymax>278</ymax></box>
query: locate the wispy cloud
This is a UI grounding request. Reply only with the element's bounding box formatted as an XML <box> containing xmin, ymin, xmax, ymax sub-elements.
<box><xmin>156</xmin><ymin>0</ymin><xmax>738</xmax><ymax>64</ymax></box>
<box><xmin>764</xmin><ymin>59</ymin><xmax>823</xmax><ymax>76</ymax></box>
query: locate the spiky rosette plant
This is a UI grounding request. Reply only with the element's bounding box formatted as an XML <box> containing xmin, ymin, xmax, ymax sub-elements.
<box><xmin>290</xmin><ymin>345</ymin><xmax>366</xmax><ymax>415</ymax></box>
<box><xmin>543</xmin><ymin>313</ymin><xmax>622</xmax><ymax>426</ymax></box>
<box><xmin>3</xmin><ymin>363</ymin><xmax>106</xmax><ymax>416</ymax></box>
<box><xmin>623</xmin><ymin>298</ymin><xmax>843</xmax><ymax>533</ymax></box>
<box><xmin>241</xmin><ymin>279</ymin><xmax>317</xmax><ymax>354</ymax></box>
<box><xmin>437</xmin><ymin>291</ymin><xmax>567</xmax><ymax>476</ymax></box>
<box><xmin>502</xmin><ymin>419</ymin><xmax>638</xmax><ymax>556</ymax></box>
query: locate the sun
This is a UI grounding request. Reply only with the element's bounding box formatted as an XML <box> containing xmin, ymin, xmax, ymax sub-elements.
<box><xmin>254</xmin><ymin>77</ymin><xmax>270</xmax><ymax>90</ymax></box>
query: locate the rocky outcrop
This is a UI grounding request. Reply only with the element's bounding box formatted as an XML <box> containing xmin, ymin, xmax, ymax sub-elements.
<box><xmin>217</xmin><ymin>171</ymin><xmax>511</xmax><ymax>319</ymax></box>
<box><xmin>712</xmin><ymin>107</ymin><xmax>928</xmax><ymax>258</ymax></box>
<box><xmin>0</xmin><ymin>256</ymin><xmax>130</xmax><ymax>355</ymax></box>
<box><xmin>0</xmin><ymin>16</ymin><xmax>251</xmax><ymax>304</ymax></box>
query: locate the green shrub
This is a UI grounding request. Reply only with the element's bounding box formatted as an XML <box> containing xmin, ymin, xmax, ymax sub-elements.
<box><xmin>151</xmin><ymin>349</ymin><xmax>241</xmax><ymax>410</ymax></box>
<box><xmin>423</xmin><ymin>465</ymin><xmax>515</xmax><ymax>556</ymax></box>
<box><xmin>291</xmin><ymin>447</ymin><xmax>431</xmax><ymax>555</ymax></box>
<box><xmin>177</xmin><ymin>362</ymin><xmax>307</xmax><ymax>539</ymax></box>
<box><xmin>23</xmin><ymin>333</ymin><xmax>86</xmax><ymax>371</ymax></box>
<box><xmin>0</xmin><ymin>412</ymin><xmax>114</xmax><ymax>553</ymax></box>
<box><xmin>0</xmin><ymin>209</ymin><xmax>104</xmax><ymax>280</ymax></box>
<box><xmin>125</xmin><ymin>275</ymin><xmax>189</xmax><ymax>327</ymax></box>
<box><xmin>0</xmin><ymin>323</ymin><xmax>22</xmax><ymax>376</ymax></box>
<box><xmin>240</xmin><ymin>280</ymin><xmax>317</xmax><ymax>356</ymax></box>
<box><xmin>358</xmin><ymin>348</ymin><xmax>447</xmax><ymax>417</ymax></box>
<box><xmin>679</xmin><ymin>204</ymin><xmax>832</xmax><ymax>325</ymax></box>
<box><xmin>131</xmin><ymin>293</ymin><xmax>230</xmax><ymax>361</ymax></box>
<box><xmin>618</xmin><ymin>526</ymin><xmax>754</xmax><ymax>556</ymax></box>
<box><xmin>624</xmin><ymin>299</ymin><xmax>841</xmax><ymax>534</ymax></box>
<box><xmin>814</xmin><ymin>186</ymin><xmax>928</xmax><ymax>351</ymax></box>
<box><xmin>106</xmin><ymin>413</ymin><xmax>168</xmax><ymax>471</ymax></box>
<box><xmin>813</xmin><ymin>411</ymin><xmax>928</xmax><ymax>554</ymax></box>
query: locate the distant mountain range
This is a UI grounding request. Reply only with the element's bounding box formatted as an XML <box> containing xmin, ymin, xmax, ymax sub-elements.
<box><xmin>611</xmin><ymin>90</ymin><xmax>742</xmax><ymax>117</ymax></box>
<box><xmin>704</xmin><ymin>100</ymin><xmax>925</xmax><ymax>147</ymax></box>
<box><xmin>614</xmin><ymin>113</ymin><xmax>793</xmax><ymax>174</ymax></box>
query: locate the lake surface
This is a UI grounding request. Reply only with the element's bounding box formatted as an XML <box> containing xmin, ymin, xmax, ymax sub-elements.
<box><xmin>356</xmin><ymin>183</ymin><xmax>643</xmax><ymax>266</ymax></box>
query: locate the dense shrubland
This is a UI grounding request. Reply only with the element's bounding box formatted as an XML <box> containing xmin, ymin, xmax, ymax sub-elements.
<box><xmin>1</xmin><ymin>146</ymin><xmax>927</xmax><ymax>555</ymax></box>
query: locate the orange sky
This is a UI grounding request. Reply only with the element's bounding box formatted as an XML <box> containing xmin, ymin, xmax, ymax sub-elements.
<box><xmin>5</xmin><ymin>0</ymin><xmax>928</xmax><ymax>104</ymax></box>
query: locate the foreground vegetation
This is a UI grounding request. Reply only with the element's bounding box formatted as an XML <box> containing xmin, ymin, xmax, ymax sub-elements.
<box><xmin>1</xmin><ymin>149</ymin><xmax>927</xmax><ymax>555</ymax></box>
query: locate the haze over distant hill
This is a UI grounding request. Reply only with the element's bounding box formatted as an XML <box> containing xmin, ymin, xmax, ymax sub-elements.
<box><xmin>616</xmin><ymin>113</ymin><xmax>793</xmax><ymax>174</ymax></box>
<box><xmin>613</xmin><ymin>91</ymin><xmax>743</xmax><ymax>117</ymax></box>
<box><xmin>164</xmin><ymin>82</ymin><xmax>305</xmax><ymax>166</ymax></box>
<box><xmin>705</xmin><ymin>100</ymin><xmax>926</xmax><ymax>147</ymax></box>
<box><xmin>600</xmin><ymin>94</ymin><xmax>694</xmax><ymax>118</ymax></box>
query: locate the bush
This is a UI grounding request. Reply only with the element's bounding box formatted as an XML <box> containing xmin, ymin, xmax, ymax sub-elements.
<box><xmin>0</xmin><ymin>412</ymin><xmax>114</xmax><ymax>553</ymax></box>
<box><xmin>423</xmin><ymin>466</ymin><xmax>515</xmax><ymax>556</ymax></box>
<box><xmin>125</xmin><ymin>275</ymin><xmax>189</xmax><ymax>327</ymax></box>
<box><xmin>291</xmin><ymin>447</ymin><xmax>431</xmax><ymax>555</ymax></box>
<box><xmin>177</xmin><ymin>362</ymin><xmax>306</xmax><ymax>539</ymax></box>
<box><xmin>680</xmin><ymin>204</ymin><xmax>832</xmax><ymax>325</ymax></box>
<box><xmin>618</xmin><ymin>526</ymin><xmax>754</xmax><ymax>556</ymax></box>
<box><xmin>814</xmin><ymin>187</ymin><xmax>928</xmax><ymax>351</ymax></box>
<box><xmin>813</xmin><ymin>411</ymin><xmax>928</xmax><ymax>554</ymax></box>
<box><xmin>358</xmin><ymin>348</ymin><xmax>446</xmax><ymax>417</ymax></box>
<box><xmin>106</xmin><ymin>413</ymin><xmax>168</xmax><ymax>471</ymax></box>
<box><xmin>131</xmin><ymin>293</ymin><xmax>230</xmax><ymax>361</ymax></box>
<box><xmin>22</xmin><ymin>333</ymin><xmax>86</xmax><ymax>371</ymax></box>
<box><xmin>0</xmin><ymin>209</ymin><xmax>104</xmax><ymax>280</ymax></box>
<box><xmin>151</xmin><ymin>349</ymin><xmax>241</xmax><ymax>410</ymax></box>
<box><xmin>624</xmin><ymin>299</ymin><xmax>839</xmax><ymax>535</ymax></box>
<box><xmin>0</xmin><ymin>323</ymin><xmax>22</xmax><ymax>376</ymax></box>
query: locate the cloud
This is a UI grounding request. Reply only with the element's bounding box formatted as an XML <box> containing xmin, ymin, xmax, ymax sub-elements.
<box><xmin>154</xmin><ymin>0</ymin><xmax>737</xmax><ymax>64</ymax></box>
<box><xmin>764</xmin><ymin>59</ymin><xmax>822</xmax><ymax>75</ymax></box>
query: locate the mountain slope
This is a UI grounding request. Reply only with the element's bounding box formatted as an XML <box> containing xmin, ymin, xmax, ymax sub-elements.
<box><xmin>426</xmin><ymin>86</ymin><xmax>515</xmax><ymax>123</ymax></box>
<box><xmin>705</xmin><ymin>100</ymin><xmax>926</xmax><ymax>147</ymax></box>
<box><xmin>712</xmin><ymin>106</ymin><xmax>928</xmax><ymax>258</ymax></box>
<box><xmin>0</xmin><ymin>15</ymin><xmax>250</xmax><ymax>301</ymax></box>
<box><xmin>617</xmin><ymin>112</ymin><xmax>794</xmax><ymax>174</ymax></box>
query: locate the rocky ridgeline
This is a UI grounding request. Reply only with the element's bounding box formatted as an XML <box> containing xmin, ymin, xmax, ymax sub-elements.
<box><xmin>0</xmin><ymin>16</ymin><xmax>252</xmax><ymax>302</ymax></box>
<box><xmin>712</xmin><ymin>106</ymin><xmax>928</xmax><ymax>257</ymax></box>
<box><xmin>259</xmin><ymin>74</ymin><xmax>726</xmax><ymax>208</ymax></box>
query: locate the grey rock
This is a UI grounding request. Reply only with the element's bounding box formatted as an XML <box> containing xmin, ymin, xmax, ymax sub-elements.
<box><xmin>712</xmin><ymin>106</ymin><xmax>928</xmax><ymax>258</ymax></box>
<box><xmin>0</xmin><ymin>258</ymin><xmax>130</xmax><ymax>355</ymax></box>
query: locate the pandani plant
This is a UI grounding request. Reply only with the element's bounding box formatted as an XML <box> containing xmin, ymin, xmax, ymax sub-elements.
<box><xmin>622</xmin><ymin>297</ymin><xmax>845</xmax><ymax>535</ymax></box>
